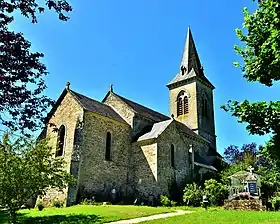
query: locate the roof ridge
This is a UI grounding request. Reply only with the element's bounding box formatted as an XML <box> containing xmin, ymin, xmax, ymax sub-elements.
<box><xmin>113</xmin><ymin>92</ymin><xmax>170</xmax><ymax>120</ymax></box>
<box><xmin>69</xmin><ymin>89</ymin><xmax>127</xmax><ymax>124</ymax></box>
<box><xmin>70</xmin><ymin>90</ymin><xmax>104</xmax><ymax>106</ymax></box>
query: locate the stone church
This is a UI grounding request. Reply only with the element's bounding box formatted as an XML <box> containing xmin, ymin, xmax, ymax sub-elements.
<box><xmin>40</xmin><ymin>28</ymin><xmax>219</xmax><ymax>205</ymax></box>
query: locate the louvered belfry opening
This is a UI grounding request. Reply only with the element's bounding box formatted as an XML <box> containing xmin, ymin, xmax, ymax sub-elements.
<box><xmin>177</xmin><ymin>91</ymin><xmax>189</xmax><ymax>117</ymax></box>
<box><xmin>177</xmin><ymin>97</ymin><xmax>183</xmax><ymax>116</ymax></box>
<box><xmin>184</xmin><ymin>97</ymin><xmax>189</xmax><ymax>114</ymax></box>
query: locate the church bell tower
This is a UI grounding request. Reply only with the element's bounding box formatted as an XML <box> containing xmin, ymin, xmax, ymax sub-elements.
<box><xmin>167</xmin><ymin>27</ymin><xmax>217</xmax><ymax>151</ymax></box>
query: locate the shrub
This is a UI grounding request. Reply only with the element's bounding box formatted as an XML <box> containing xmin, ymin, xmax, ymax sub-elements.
<box><xmin>170</xmin><ymin>200</ymin><xmax>177</xmax><ymax>207</ymax></box>
<box><xmin>183</xmin><ymin>183</ymin><xmax>203</xmax><ymax>207</ymax></box>
<box><xmin>272</xmin><ymin>196</ymin><xmax>280</xmax><ymax>211</ymax></box>
<box><xmin>80</xmin><ymin>198</ymin><xmax>103</xmax><ymax>206</ymax></box>
<box><xmin>37</xmin><ymin>200</ymin><xmax>45</xmax><ymax>211</ymax></box>
<box><xmin>204</xmin><ymin>179</ymin><xmax>228</xmax><ymax>206</ymax></box>
<box><xmin>52</xmin><ymin>199</ymin><xmax>64</xmax><ymax>208</ymax></box>
<box><xmin>160</xmin><ymin>195</ymin><xmax>171</xmax><ymax>207</ymax></box>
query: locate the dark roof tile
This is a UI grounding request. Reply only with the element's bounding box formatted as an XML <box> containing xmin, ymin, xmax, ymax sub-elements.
<box><xmin>114</xmin><ymin>93</ymin><xmax>170</xmax><ymax>122</ymax></box>
<box><xmin>70</xmin><ymin>90</ymin><xmax>127</xmax><ymax>124</ymax></box>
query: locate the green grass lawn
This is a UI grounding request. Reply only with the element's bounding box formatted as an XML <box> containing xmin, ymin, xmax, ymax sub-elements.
<box><xmin>141</xmin><ymin>207</ymin><xmax>280</xmax><ymax>224</ymax></box>
<box><xmin>0</xmin><ymin>205</ymin><xmax>173</xmax><ymax>224</ymax></box>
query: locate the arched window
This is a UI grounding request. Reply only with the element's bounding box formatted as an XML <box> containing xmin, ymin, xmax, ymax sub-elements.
<box><xmin>184</xmin><ymin>97</ymin><xmax>189</xmax><ymax>114</ymax></box>
<box><xmin>56</xmin><ymin>125</ymin><xmax>65</xmax><ymax>157</ymax></box>
<box><xmin>105</xmin><ymin>132</ymin><xmax>112</xmax><ymax>161</ymax></box>
<box><xmin>177</xmin><ymin>91</ymin><xmax>189</xmax><ymax>117</ymax></box>
<box><xmin>171</xmin><ymin>144</ymin><xmax>175</xmax><ymax>168</ymax></box>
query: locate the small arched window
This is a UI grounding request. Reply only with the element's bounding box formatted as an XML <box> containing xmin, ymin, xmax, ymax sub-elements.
<box><xmin>105</xmin><ymin>132</ymin><xmax>112</xmax><ymax>161</ymax></box>
<box><xmin>171</xmin><ymin>144</ymin><xmax>175</xmax><ymax>168</ymax></box>
<box><xmin>56</xmin><ymin>125</ymin><xmax>66</xmax><ymax>157</ymax></box>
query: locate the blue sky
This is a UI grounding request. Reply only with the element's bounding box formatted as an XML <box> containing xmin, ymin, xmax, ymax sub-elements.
<box><xmin>9</xmin><ymin>0</ymin><xmax>280</xmax><ymax>154</ymax></box>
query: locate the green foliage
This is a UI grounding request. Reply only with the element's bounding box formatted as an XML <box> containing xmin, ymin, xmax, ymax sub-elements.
<box><xmin>234</xmin><ymin>0</ymin><xmax>280</xmax><ymax>86</ymax></box>
<box><xmin>0</xmin><ymin>133</ymin><xmax>74</xmax><ymax>223</ymax></box>
<box><xmin>170</xmin><ymin>200</ymin><xmax>177</xmax><ymax>207</ymax></box>
<box><xmin>80</xmin><ymin>199</ymin><xmax>100</xmax><ymax>206</ymax></box>
<box><xmin>183</xmin><ymin>183</ymin><xmax>203</xmax><ymax>207</ymax></box>
<box><xmin>159</xmin><ymin>195</ymin><xmax>176</xmax><ymax>207</ymax></box>
<box><xmin>220</xmin><ymin>143</ymin><xmax>261</xmax><ymax>184</ymax></box>
<box><xmin>160</xmin><ymin>195</ymin><xmax>170</xmax><ymax>207</ymax></box>
<box><xmin>222</xmin><ymin>100</ymin><xmax>280</xmax><ymax>136</ymax></box>
<box><xmin>257</xmin><ymin>143</ymin><xmax>280</xmax><ymax>199</ymax></box>
<box><xmin>222</xmin><ymin>0</ymin><xmax>280</xmax><ymax>170</ymax></box>
<box><xmin>0</xmin><ymin>205</ymin><xmax>173</xmax><ymax>224</ymax></box>
<box><xmin>272</xmin><ymin>196</ymin><xmax>280</xmax><ymax>211</ymax></box>
<box><xmin>36</xmin><ymin>200</ymin><xmax>45</xmax><ymax>211</ymax></box>
<box><xmin>204</xmin><ymin>179</ymin><xmax>228</xmax><ymax>206</ymax></box>
<box><xmin>52</xmin><ymin>199</ymin><xmax>64</xmax><ymax>208</ymax></box>
<box><xmin>0</xmin><ymin>0</ymin><xmax>72</xmax><ymax>135</ymax></box>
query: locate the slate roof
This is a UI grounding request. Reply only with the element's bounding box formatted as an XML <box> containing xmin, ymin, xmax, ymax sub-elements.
<box><xmin>167</xmin><ymin>27</ymin><xmax>215</xmax><ymax>89</ymax></box>
<box><xmin>194</xmin><ymin>162</ymin><xmax>217</xmax><ymax>172</ymax></box>
<box><xmin>113</xmin><ymin>93</ymin><xmax>170</xmax><ymax>122</ymax></box>
<box><xmin>137</xmin><ymin>119</ymin><xmax>173</xmax><ymax>141</ymax></box>
<box><xmin>69</xmin><ymin>90</ymin><xmax>127</xmax><ymax>123</ymax></box>
<box><xmin>137</xmin><ymin>119</ymin><xmax>208</xmax><ymax>143</ymax></box>
<box><xmin>175</xmin><ymin>121</ymin><xmax>209</xmax><ymax>143</ymax></box>
<box><xmin>167</xmin><ymin>69</ymin><xmax>214</xmax><ymax>89</ymax></box>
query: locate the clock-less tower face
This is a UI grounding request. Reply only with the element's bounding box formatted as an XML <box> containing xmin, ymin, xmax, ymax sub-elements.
<box><xmin>167</xmin><ymin>27</ymin><xmax>216</xmax><ymax>151</ymax></box>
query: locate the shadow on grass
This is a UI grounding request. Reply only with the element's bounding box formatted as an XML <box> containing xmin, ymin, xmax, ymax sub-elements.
<box><xmin>0</xmin><ymin>211</ymin><xmax>103</xmax><ymax>224</ymax></box>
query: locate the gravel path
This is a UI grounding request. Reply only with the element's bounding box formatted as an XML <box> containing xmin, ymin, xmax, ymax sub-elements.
<box><xmin>106</xmin><ymin>210</ymin><xmax>192</xmax><ymax>224</ymax></box>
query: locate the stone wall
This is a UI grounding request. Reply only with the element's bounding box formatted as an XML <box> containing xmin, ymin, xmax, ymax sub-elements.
<box><xmin>132</xmin><ymin>140</ymin><xmax>160</xmax><ymax>199</ymax></box>
<box><xmin>103</xmin><ymin>92</ymin><xmax>135</xmax><ymax>126</ymax></box>
<box><xmin>157</xmin><ymin>122</ymin><xmax>191</xmax><ymax>197</ymax></box>
<box><xmin>196</xmin><ymin>81</ymin><xmax>216</xmax><ymax>151</ymax></box>
<box><xmin>78</xmin><ymin>111</ymin><xmax>132</xmax><ymax>201</ymax></box>
<box><xmin>43</xmin><ymin>91</ymin><xmax>84</xmax><ymax>205</ymax></box>
<box><xmin>169</xmin><ymin>81</ymin><xmax>198</xmax><ymax>129</ymax></box>
<box><xmin>224</xmin><ymin>199</ymin><xmax>266</xmax><ymax>211</ymax></box>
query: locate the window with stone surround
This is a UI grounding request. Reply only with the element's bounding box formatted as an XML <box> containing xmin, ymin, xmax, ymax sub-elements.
<box><xmin>177</xmin><ymin>91</ymin><xmax>189</xmax><ymax>117</ymax></box>
<box><xmin>171</xmin><ymin>144</ymin><xmax>175</xmax><ymax>168</ymax></box>
<box><xmin>105</xmin><ymin>132</ymin><xmax>112</xmax><ymax>161</ymax></box>
<box><xmin>56</xmin><ymin>125</ymin><xmax>65</xmax><ymax>157</ymax></box>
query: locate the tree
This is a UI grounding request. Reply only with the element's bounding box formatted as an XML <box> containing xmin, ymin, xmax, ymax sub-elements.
<box><xmin>204</xmin><ymin>179</ymin><xmax>228</xmax><ymax>206</ymax></box>
<box><xmin>220</xmin><ymin>143</ymin><xmax>261</xmax><ymax>184</ymax></box>
<box><xmin>0</xmin><ymin>0</ymin><xmax>72</xmax><ymax>135</ymax></box>
<box><xmin>257</xmin><ymin>142</ymin><xmax>280</xmax><ymax>199</ymax></box>
<box><xmin>183</xmin><ymin>183</ymin><xmax>203</xmax><ymax>207</ymax></box>
<box><xmin>222</xmin><ymin>0</ymin><xmax>280</xmax><ymax>158</ymax></box>
<box><xmin>223</xmin><ymin>142</ymin><xmax>261</xmax><ymax>164</ymax></box>
<box><xmin>0</xmin><ymin>133</ymin><xmax>74</xmax><ymax>224</ymax></box>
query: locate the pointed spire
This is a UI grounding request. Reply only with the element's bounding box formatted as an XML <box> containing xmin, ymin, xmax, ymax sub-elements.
<box><xmin>180</xmin><ymin>27</ymin><xmax>203</xmax><ymax>76</ymax></box>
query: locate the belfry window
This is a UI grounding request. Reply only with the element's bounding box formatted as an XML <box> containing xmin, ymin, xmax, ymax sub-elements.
<box><xmin>105</xmin><ymin>132</ymin><xmax>112</xmax><ymax>161</ymax></box>
<box><xmin>177</xmin><ymin>91</ymin><xmax>189</xmax><ymax>117</ymax></box>
<box><xmin>171</xmin><ymin>144</ymin><xmax>175</xmax><ymax>168</ymax></box>
<box><xmin>56</xmin><ymin>125</ymin><xmax>66</xmax><ymax>157</ymax></box>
